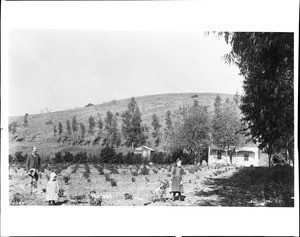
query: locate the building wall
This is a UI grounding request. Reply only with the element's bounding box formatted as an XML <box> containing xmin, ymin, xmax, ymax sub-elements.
<box><xmin>208</xmin><ymin>147</ymin><xmax>259</xmax><ymax>166</ymax></box>
<box><xmin>208</xmin><ymin>150</ymin><xmax>230</xmax><ymax>164</ymax></box>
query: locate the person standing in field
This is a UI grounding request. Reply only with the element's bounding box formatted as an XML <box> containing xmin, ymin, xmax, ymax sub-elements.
<box><xmin>46</xmin><ymin>172</ymin><xmax>59</xmax><ymax>205</ymax></box>
<box><xmin>25</xmin><ymin>147</ymin><xmax>41</xmax><ymax>193</ymax></box>
<box><xmin>170</xmin><ymin>158</ymin><xmax>184</xmax><ymax>201</ymax></box>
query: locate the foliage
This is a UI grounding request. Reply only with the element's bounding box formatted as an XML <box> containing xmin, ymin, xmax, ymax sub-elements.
<box><xmin>103</xmin><ymin>111</ymin><xmax>121</xmax><ymax>148</ymax></box>
<box><xmin>23</xmin><ymin>113</ymin><xmax>29</xmax><ymax>127</ymax></box>
<box><xmin>53</xmin><ymin>125</ymin><xmax>57</xmax><ymax>136</ymax></box>
<box><xmin>74</xmin><ymin>151</ymin><xmax>88</xmax><ymax>163</ymax></box>
<box><xmin>72</xmin><ymin>116</ymin><xmax>78</xmax><ymax>132</ymax></box>
<box><xmin>122</xmin><ymin>97</ymin><xmax>145</xmax><ymax>147</ymax></box>
<box><xmin>14</xmin><ymin>151</ymin><xmax>28</xmax><ymax>163</ymax></box>
<box><xmin>151</xmin><ymin>113</ymin><xmax>162</xmax><ymax>147</ymax></box>
<box><xmin>222</xmin><ymin>32</ymin><xmax>294</xmax><ymax>164</ymax></box>
<box><xmin>45</xmin><ymin>120</ymin><xmax>53</xmax><ymax>125</ymax></box>
<box><xmin>212</xmin><ymin>96</ymin><xmax>245</xmax><ymax>163</ymax></box>
<box><xmin>58</xmin><ymin>122</ymin><xmax>63</xmax><ymax>134</ymax></box>
<box><xmin>100</xmin><ymin>146</ymin><xmax>117</xmax><ymax>163</ymax></box>
<box><xmin>80</xmin><ymin>123</ymin><xmax>86</xmax><ymax>139</ymax></box>
<box><xmin>9</xmin><ymin>121</ymin><xmax>18</xmax><ymax>134</ymax></box>
<box><xmin>66</xmin><ymin>120</ymin><xmax>71</xmax><ymax>134</ymax></box>
<box><xmin>88</xmin><ymin>115</ymin><xmax>96</xmax><ymax>134</ymax></box>
<box><xmin>167</xmin><ymin>102</ymin><xmax>211</xmax><ymax>164</ymax></box>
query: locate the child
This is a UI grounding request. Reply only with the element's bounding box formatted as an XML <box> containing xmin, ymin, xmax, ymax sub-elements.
<box><xmin>46</xmin><ymin>172</ymin><xmax>59</xmax><ymax>205</ymax></box>
<box><xmin>170</xmin><ymin>158</ymin><xmax>184</xmax><ymax>201</ymax></box>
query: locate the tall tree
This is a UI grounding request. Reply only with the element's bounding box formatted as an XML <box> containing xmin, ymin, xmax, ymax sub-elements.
<box><xmin>58</xmin><ymin>122</ymin><xmax>63</xmax><ymax>135</ymax></box>
<box><xmin>72</xmin><ymin>116</ymin><xmax>78</xmax><ymax>133</ymax></box>
<box><xmin>88</xmin><ymin>115</ymin><xmax>96</xmax><ymax>134</ymax></box>
<box><xmin>66</xmin><ymin>120</ymin><xmax>71</xmax><ymax>134</ymax></box>
<box><xmin>23</xmin><ymin>113</ymin><xmax>28</xmax><ymax>127</ymax></box>
<box><xmin>53</xmin><ymin>124</ymin><xmax>57</xmax><ymax>136</ymax></box>
<box><xmin>164</xmin><ymin>110</ymin><xmax>174</xmax><ymax>150</ymax></box>
<box><xmin>122</xmin><ymin>97</ymin><xmax>144</xmax><ymax>148</ymax></box>
<box><xmin>80</xmin><ymin>123</ymin><xmax>85</xmax><ymax>139</ymax></box>
<box><xmin>212</xmin><ymin>99</ymin><xmax>245</xmax><ymax>163</ymax></box>
<box><xmin>151</xmin><ymin>113</ymin><xmax>162</xmax><ymax>147</ymax></box>
<box><xmin>103</xmin><ymin>111</ymin><xmax>121</xmax><ymax>148</ymax></box>
<box><xmin>214</xmin><ymin>95</ymin><xmax>222</xmax><ymax>114</ymax></box>
<box><xmin>169</xmin><ymin>105</ymin><xmax>211</xmax><ymax>164</ymax></box>
<box><xmin>222</xmin><ymin>32</ymin><xmax>294</xmax><ymax>164</ymax></box>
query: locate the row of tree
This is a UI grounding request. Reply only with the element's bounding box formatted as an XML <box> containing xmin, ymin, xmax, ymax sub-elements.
<box><xmin>219</xmin><ymin>32</ymin><xmax>294</xmax><ymax>165</ymax></box>
<box><xmin>52</xmin><ymin>95</ymin><xmax>245</xmax><ymax>165</ymax></box>
<box><xmin>53</xmin><ymin>97</ymin><xmax>168</xmax><ymax>148</ymax></box>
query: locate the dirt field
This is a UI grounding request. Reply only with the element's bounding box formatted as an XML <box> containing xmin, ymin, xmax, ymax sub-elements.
<box><xmin>9</xmin><ymin>163</ymin><xmax>293</xmax><ymax>207</ymax></box>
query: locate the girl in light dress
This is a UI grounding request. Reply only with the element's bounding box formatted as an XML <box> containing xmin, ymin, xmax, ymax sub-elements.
<box><xmin>46</xmin><ymin>172</ymin><xmax>59</xmax><ymax>205</ymax></box>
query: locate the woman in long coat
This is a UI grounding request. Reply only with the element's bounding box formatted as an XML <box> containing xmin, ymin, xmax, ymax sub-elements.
<box><xmin>171</xmin><ymin>158</ymin><xmax>184</xmax><ymax>201</ymax></box>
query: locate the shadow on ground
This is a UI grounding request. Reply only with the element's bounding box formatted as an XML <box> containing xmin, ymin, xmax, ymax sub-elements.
<box><xmin>195</xmin><ymin>166</ymin><xmax>294</xmax><ymax>207</ymax></box>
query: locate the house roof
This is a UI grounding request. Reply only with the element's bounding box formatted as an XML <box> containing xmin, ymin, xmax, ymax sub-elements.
<box><xmin>134</xmin><ymin>145</ymin><xmax>154</xmax><ymax>151</ymax></box>
<box><xmin>210</xmin><ymin>141</ymin><xmax>259</xmax><ymax>150</ymax></box>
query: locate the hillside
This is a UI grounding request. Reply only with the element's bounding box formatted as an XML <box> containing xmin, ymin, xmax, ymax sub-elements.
<box><xmin>9</xmin><ymin>93</ymin><xmax>234</xmax><ymax>157</ymax></box>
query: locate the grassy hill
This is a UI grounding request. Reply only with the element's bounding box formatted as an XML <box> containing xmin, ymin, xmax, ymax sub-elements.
<box><xmin>9</xmin><ymin>92</ymin><xmax>234</xmax><ymax>158</ymax></box>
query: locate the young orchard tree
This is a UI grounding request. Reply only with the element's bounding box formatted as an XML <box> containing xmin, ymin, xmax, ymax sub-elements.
<box><xmin>212</xmin><ymin>99</ymin><xmax>245</xmax><ymax>163</ymax></box>
<box><xmin>80</xmin><ymin>123</ymin><xmax>86</xmax><ymax>139</ymax></box>
<box><xmin>88</xmin><ymin>115</ymin><xmax>96</xmax><ymax>134</ymax></box>
<box><xmin>103</xmin><ymin>111</ymin><xmax>121</xmax><ymax>148</ymax></box>
<box><xmin>58</xmin><ymin>122</ymin><xmax>63</xmax><ymax>135</ymax></box>
<box><xmin>151</xmin><ymin>113</ymin><xmax>162</xmax><ymax>147</ymax></box>
<box><xmin>164</xmin><ymin>110</ymin><xmax>174</xmax><ymax>150</ymax></box>
<box><xmin>122</xmin><ymin>97</ymin><xmax>144</xmax><ymax>148</ymax></box>
<box><xmin>53</xmin><ymin>124</ymin><xmax>57</xmax><ymax>136</ymax></box>
<box><xmin>221</xmin><ymin>32</ymin><xmax>294</xmax><ymax>165</ymax></box>
<box><xmin>66</xmin><ymin>120</ymin><xmax>71</xmax><ymax>134</ymax></box>
<box><xmin>72</xmin><ymin>116</ymin><xmax>78</xmax><ymax>133</ymax></box>
<box><xmin>23</xmin><ymin>113</ymin><xmax>29</xmax><ymax>127</ymax></box>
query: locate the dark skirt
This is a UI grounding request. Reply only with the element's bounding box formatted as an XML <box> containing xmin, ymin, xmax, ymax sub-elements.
<box><xmin>171</xmin><ymin>176</ymin><xmax>184</xmax><ymax>193</ymax></box>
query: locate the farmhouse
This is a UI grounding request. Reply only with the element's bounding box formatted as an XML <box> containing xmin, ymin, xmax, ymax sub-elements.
<box><xmin>134</xmin><ymin>145</ymin><xmax>154</xmax><ymax>159</ymax></box>
<box><xmin>208</xmin><ymin>142</ymin><xmax>260</xmax><ymax>167</ymax></box>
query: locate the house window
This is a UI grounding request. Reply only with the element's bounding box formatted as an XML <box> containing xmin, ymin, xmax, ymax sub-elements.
<box><xmin>244</xmin><ymin>152</ymin><xmax>249</xmax><ymax>161</ymax></box>
<box><xmin>217</xmin><ymin>150</ymin><xmax>222</xmax><ymax>159</ymax></box>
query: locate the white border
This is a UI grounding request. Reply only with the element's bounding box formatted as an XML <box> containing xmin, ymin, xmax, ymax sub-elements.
<box><xmin>1</xmin><ymin>0</ymin><xmax>299</xmax><ymax>236</ymax></box>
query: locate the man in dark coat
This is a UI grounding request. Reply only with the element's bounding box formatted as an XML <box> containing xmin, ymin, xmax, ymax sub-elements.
<box><xmin>25</xmin><ymin>147</ymin><xmax>41</xmax><ymax>182</ymax></box>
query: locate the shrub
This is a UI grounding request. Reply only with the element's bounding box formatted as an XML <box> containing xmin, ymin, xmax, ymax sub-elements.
<box><xmin>124</xmin><ymin>152</ymin><xmax>143</xmax><ymax>164</ymax></box>
<box><xmin>151</xmin><ymin>152</ymin><xmax>168</xmax><ymax>164</ymax></box>
<box><xmin>9</xmin><ymin>154</ymin><xmax>15</xmax><ymax>163</ymax></box>
<box><xmin>74</xmin><ymin>151</ymin><xmax>88</xmax><ymax>163</ymax></box>
<box><xmin>52</xmin><ymin>152</ymin><xmax>64</xmax><ymax>163</ymax></box>
<box><xmin>45</xmin><ymin>120</ymin><xmax>53</xmax><ymax>125</ymax></box>
<box><xmin>15</xmin><ymin>151</ymin><xmax>27</xmax><ymax>163</ymax></box>
<box><xmin>140</xmin><ymin>165</ymin><xmax>149</xmax><ymax>175</ymax></box>
<box><xmin>63</xmin><ymin>151</ymin><xmax>74</xmax><ymax>163</ymax></box>
<box><xmin>100</xmin><ymin>147</ymin><xmax>117</xmax><ymax>163</ymax></box>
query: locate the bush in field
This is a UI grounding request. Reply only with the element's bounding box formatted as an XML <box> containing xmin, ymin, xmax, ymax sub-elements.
<box><xmin>124</xmin><ymin>152</ymin><xmax>143</xmax><ymax>164</ymax></box>
<box><xmin>74</xmin><ymin>151</ymin><xmax>88</xmax><ymax>163</ymax></box>
<box><xmin>63</xmin><ymin>151</ymin><xmax>74</xmax><ymax>163</ymax></box>
<box><xmin>100</xmin><ymin>147</ymin><xmax>117</xmax><ymax>163</ymax></box>
<box><xmin>140</xmin><ymin>165</ymin><xmax>149</xmax><ymax>175</ymax></box>
<box><xmin>151</xmin><ymin>152</ymin><xmax>169</xmax><ymax>164</ymax></box>
<box><xmin>9</xmin><ymin>154</ymin><xmax>14</xmax><ymax>163</ymax></box>
<box><xmin>52</xmin><ymin>152</ymin><xmax>64</xmax><ymax>163</ymax></box>
<box><xmin>14</xmin><ymin>151</ymin><xmax>28</xmax><ymax>163</ymax></box>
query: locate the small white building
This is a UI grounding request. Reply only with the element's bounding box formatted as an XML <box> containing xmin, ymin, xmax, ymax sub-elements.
<box><xmin>208</xmin><ymin>143</ymin><xmax>260</xmax><ymax>167</ymax></box>
<box><xmin>133</xmin><ymin>145</ymin><xmax>154</xmax><ymax>159</ymax></box>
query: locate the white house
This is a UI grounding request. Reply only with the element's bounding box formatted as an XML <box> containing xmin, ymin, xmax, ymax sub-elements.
<box><xmin>133</xmin><ymin>145</ymin><xmax>154</xmax><ymax>159</ymax></box>
<box><xmin>208</xmin><ymin>143</ymin><xmax>260</xmax><ymax>167</ymax></box>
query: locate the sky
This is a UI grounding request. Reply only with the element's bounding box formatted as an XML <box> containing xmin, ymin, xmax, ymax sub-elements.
<box><xmin>9</xmin><ymin>30</ymin><xmax>244</xmax><ymax>116</ymax></box>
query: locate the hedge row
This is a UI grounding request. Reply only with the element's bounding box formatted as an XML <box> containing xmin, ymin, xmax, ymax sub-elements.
<box><xmin>9</xmin><ymin>147</ymin><xmax>196</xmax><ymax>165</ymax></box>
